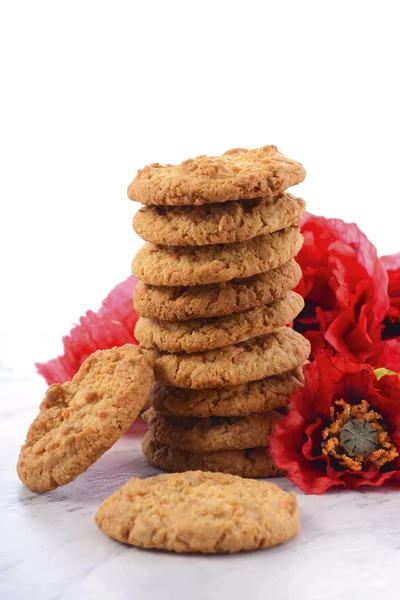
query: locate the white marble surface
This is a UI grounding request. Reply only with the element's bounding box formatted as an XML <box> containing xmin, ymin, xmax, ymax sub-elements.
<box><xmin>2</xmin><ymin>362</ymin><xmax>400</xmax><ymax>600</ymax></box>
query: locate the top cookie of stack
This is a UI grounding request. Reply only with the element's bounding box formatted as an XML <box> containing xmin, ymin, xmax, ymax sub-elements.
<box><xmin>128</xmin><ymin>145</ymin><xmax>305</xmax><ymax>207</ymax></box>
<box><xmin>130</xmin><ymin>145</ymin><xmax>306</xmax><ymax>295</ymax></box>
<box><xmin>129</xmin><ymin>145</ymin><xmax>310</xmax><ymax>478</ymax></box>
<box><xmin>130</xmin><ymin>145</ymin><xmax>306</xmax><ymax>247</ymax></box>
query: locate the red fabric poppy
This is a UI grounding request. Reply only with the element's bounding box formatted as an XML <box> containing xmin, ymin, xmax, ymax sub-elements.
<box><xmin>270</xmin><ymin>353</ymin><xmax>400</xmax><ymax>494</ymax></box>
<box><xmin>36</xmin><ymin>276</ymin><xmax>139</xmax><ymax>384</ymax></box>
<box><xmin>371</xmin><ymin>338</ymin><xmax>400</xmax><ymax>374</ymax></box>
<box><xmin>381</xmin><ymin>253</ymin><xmax>400</xmax><ymax>326</ymax></box>
<box><xmin>372</xmin><ymin>253</ymin><xmax>400</xmax><ymax>371</ymax></box>
<box><xmin>370</xmin><ymin>253</ymin><xmax>400</xmax><ymax>372</ymax></box>
<box><xmin>295</xmin><ymin>214</ymin><xmax>389</xmax><ymax>364</ymax></box>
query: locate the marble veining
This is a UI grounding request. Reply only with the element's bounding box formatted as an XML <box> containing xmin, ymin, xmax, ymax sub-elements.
<box><xmin>1</xmin><ymin>361</ymin><xmax>400</xmax><ymax>600</ymax></box>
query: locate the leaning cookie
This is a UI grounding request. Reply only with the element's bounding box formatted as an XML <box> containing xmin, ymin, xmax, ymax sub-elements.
<box><xmin>134</xmin><ymin>259</ymin><xmax>302</xmax><ymax>321</ymax></box>
<box><xmin>150</xmin><ymin>367</ymin><xmax>305</xmax><ymax>417</ymax></box>
<box><xmin>143</xmin><ymin>408</ymin><xmax>282</xmax><ymax>453</ymax></box>
<box><xmin>155</xmin><ymin>327</ymin><xmax>311</xmax><ymax>389</ymax></box>
<box><xmin>95</xmin><ymin>470</ymin><xmax>299</xmax><ymax>553</ymax></box>
<box><xmin>142</xmin><ymin>433</ymin><xmax>285</xmax><ymax>479</ymax></box>
<box><xmin>132</xmin><ymin>227</ymin><xmax>303</xmax><ymax>286</ymax></box>
<box><xmin>135</xmin><ymin>291</ymin><xmax>304</xmax><ymax>353</ymax></box>
<box><xmin>17</xmin><ymin>345</ymin><xmax>154</xmax><ymax>492</ymax></box>
<box><xmin>133</xmin><ymin>194</ymin><xmax>305</xmax><ymax>246</ymax></box>
<box><xmin>127</xmin><ymin>145</ymin><xmax>306</xmax><ymax>206</ymax></box>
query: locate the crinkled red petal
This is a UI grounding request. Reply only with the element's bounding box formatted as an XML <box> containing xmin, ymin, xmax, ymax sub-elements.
<box><xmin>295</xmin><ymin>214</ymin><xmax>389</xmax><ymax>364</ymax></box>
<box><xmin>381</xmin><ymin>253</ymin><xmax>400</xmax><ymax>323</ymax></box>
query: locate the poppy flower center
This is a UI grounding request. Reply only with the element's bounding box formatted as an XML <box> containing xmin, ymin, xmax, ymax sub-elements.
<box><xmin>339</xmin><ymin>419</ymin><xmax>378</xmax><ymax>457</ymax></box>
<box><xmin>321</xmin><ymin>399</ymin><xmax>398</xmax><ymax>472</ymax></box>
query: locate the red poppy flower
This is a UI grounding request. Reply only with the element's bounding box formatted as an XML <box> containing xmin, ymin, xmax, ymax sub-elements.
<box><xmin>36</xmin><ymin>276</ymin><xmax>139</xmax><ymax>384</ymax></box>
<box><xmin>381</xmin><ymin>253</ymin><xmax>400</xmax><ymax>326</ymax></box>
<box><xmin>373</xmin><ymin>253</ymin><xmax>400</xmax><ymax>372</ymax></box>
<box><xmin>270</xmin><ymin>353</ymin><xmax>400</xmax><ymax>494</ymax></box>
<box><xmin>294</xmin><ymin>214</ymin><xmax>389</xmax><ymax>364</ymax></box>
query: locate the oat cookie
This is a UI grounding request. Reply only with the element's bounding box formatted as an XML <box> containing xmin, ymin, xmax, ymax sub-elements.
<box><xmin>96</xmin><ymin>469</ymin><xmax>299</xmax><ymax>553</ymax></box>
<box><xmin>142</xmin><ymin>433</ymin><xmax>286</xmax><ymax>479</ymax></box>
<box><xmin>133</xmin><ymin>194</ymin><xmax>305</xmax><ymax>246</ymax></box>
<box><xmin>155</xmin><ymin>327</ymin><xmax>311</xmax><ymax>389</ymax></box>
<box><xmin>127</xmin><ymin>145</ymin><xmax>306</xmax><ymax>206</ymax></box>
<box><xmin>150</xmin><ymin>367</ymin><xmax>304</xmax><ymax>417</ymax></box>
<box><xmin>132</xmin><ymin>227</ymin><xmax>302</xmax><ymax>286</ymax></box>
<box><xmin>17</xmin><ymin>345</ymin><xmax>154</xmax><ymax>493</ymax></box>
<box><xmin>135</xmin><ymin>291</ymin><xmax>304</xmax><ymax>353</ymax></box>
<box><xmin>143</xmin><ymin>408</ymin><xmax>281</xmax><ymax>452</ymax></box>
<box><xmin>134</xmin><ymin>259</ymin><xmax>302</xmax><ymax>321</ymax></box>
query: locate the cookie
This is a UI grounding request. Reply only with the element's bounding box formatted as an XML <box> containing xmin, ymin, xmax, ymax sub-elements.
<box><xmin>143</xmin><ymin>408</ymin><xmax>281</xmax><ymax>452</ymax></box>
<box><xmin>133</xmin><ymin>194</ymin><xmax>305</xmax><ymax>246</ymax></box>
<box><xmin>132</xmin><ymin>226</ymin><xmax>303</xmax><ymax>286</ymax></box>
<box><xmin>134</xmin><ymin>259</ymin><xmax>302</xmax><ymax>321</ymax></box>
<box><xmin>127</xmin><ymin>145</ymin><xmax>306</xmax><ymax>206</ymax></box>
<box><xmin>142</xmin><ymin>433</ymin><xmax>286</xmax><ymax>479</ymax></box>
<box><xmin>17</xmin><ymin>345</ymin><xmax>154</xmax><ymax>493</ymax></box>
<box><xmin>155</xmin><ymin>327</ymin><xmax>310</xmax><ymax>389</ymax></box>
<box><xmin>135</xmin><ymin>291</ymin><xmax>304</xmax><ymax>353</ymax></box>
<box><xmin>150</xmin><ymin>367</ymin><xmax>305</xmax><ymax>417</ymax></box>
<box><xmin>95</xmin><ymin>469</ymin><xmax>299</xmax><ymax>553</ymax></box>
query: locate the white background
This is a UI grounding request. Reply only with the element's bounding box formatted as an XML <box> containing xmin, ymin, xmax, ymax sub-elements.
<box><xmin>1</xmin><ymin>5</ymin><xmax>400</xmax><ymax>599</ymax></box>
<box><xmin>1</xmin><ymin>0</ymin><xmax>399</xmax><ymax>369</ymax></box>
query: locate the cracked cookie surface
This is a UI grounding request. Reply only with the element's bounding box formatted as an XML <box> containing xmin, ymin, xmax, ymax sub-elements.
<box><xmin>127</xmin><ymin>145</ymin><xmax>306</xmax><ymax>206</ymax></box>
<box><xmin>135</xmin><ymin>291</ymin><xmax>304</xmax><ymax>353</ymax></box>
<box><xmin>150</xmin><ymin>367</ymin><xmax>304</xmax><ymax>417</ymax></box>
<box><xmin>95</xmin><ymin>469</ymin><xmax>299</xmax><ymax>553</ymax></box>
<box><xmin>142</xmin><ymin>434</ymin><xmax>286</xmax><ymax>480</ymax></box>
<box><xmin>134</xmin><ymin>259</ymin><xmax>302</xmax><ymax>321</ymax></box>
<box><xmin>155</xmin><ymin>327</ymin><xmax>310</xmax><ymax>389</ymax></box>
<box><xmin>132</xmin><ymin>227</ymin><xmax>302</xmax><ymax>286</ymax></box>
<box><xmin>17</xmin><ymin>345</ymin><xmax>154</xmax><ymax>492</ymax></box>
<box><xmin>133</xmin><ymin>194</ymin><xmax>305</xmax><ymax>246</ymax></box>
<box><xmin>143</xmin><ymin>408</ymin><xmax>281</xmax><ymax>452</ymax></box>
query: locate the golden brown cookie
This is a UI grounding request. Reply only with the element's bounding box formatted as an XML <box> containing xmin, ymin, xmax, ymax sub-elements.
<box><xmin>17</xmin><ymin>345</ymin><xmax>154</xmax><ymax>493</ymax></box>
<box><xmin>135</xmin><ymin>291</ymin><xmax>304</xmax><ymax>353</ymax></box>
<box><xmin>142</xmin><ymin>433</ymin><xmax>286</xmax><ymax>479</ymax></box>
<box><xmin>132</xmin><ymin>227</ymin><xmax>302</xmax><ymax>286</ymax></box>
<box><xmin>150</xmin><ymin>367</ymin><xmax>305</xmax><ymax>417</ymax></box>
<box><xmin>134</xmin><ymin>259</ymin><xmax>302</xmax><ymax>321</ymax></box>
<box><xmin>133</xmin><ymin>194</ymin><xmax>305</xmax><ymax>246</ymax></box>
<box><xmin>95</xmin><ymin>469</ymin><xmax>299</xmax><ymax>553</ymax></box>
<box><xmin>155</xmin><ymin>327</ymin><xmax>310</xmax><ymax>389</ymax></box>
<box><xmin>127</xmin><ymin>145</ymin><xmax>306</xmax><ymax>206</ymax></box>
<box><xmin>143</xmin><ymin>408</ymin><xmax>281</xmax><ymax>452</ymax></box>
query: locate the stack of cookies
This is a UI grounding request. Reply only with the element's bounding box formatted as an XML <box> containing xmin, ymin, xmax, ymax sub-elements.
<box><xmin>129</xmin><ymin>145</ymin><xmax>311</xmax><ymax>478</ymax></box>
